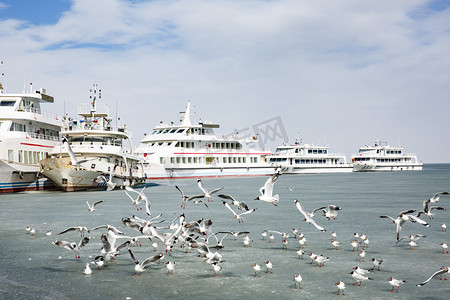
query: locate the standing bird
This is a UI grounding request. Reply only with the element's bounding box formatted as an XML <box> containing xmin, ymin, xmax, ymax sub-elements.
<box><xmin>349</xmin><ymin>271</ymin><xmax>373</xmax><ymax>286</ymax></box>
<box><xmin>83</xmin><ymin>263</ymin><xmax>92</xmax><ymax>275</ymax></box>
<box><xmin>442</xmin><ymin>223</ymin><xmax>447</xmax><ymax>232</ymax></box>
<box><xmin>294</xmin><ymin>273</ymin><xmax>303</xmax><ymax>289</ymax></box>
<box><xmin>265</xmin><ymin>261</ymin><xmax>273</xmax><ymax>274</ymax></box>
<box><xmin>417</xmin><ymin>266</ymin><xmax>449</xmax><ymax>286</ymax></box>
<box><xmin>87</xmin><ymin>200</ymin><xmax>104</xmax><ymax>212</ymax></box>
<box><xmin>370</xmin><ymin>258</ymin><xmax>383</xmax><ymax>271</ymax></box>
<box><xmin>211</xmin><ymin>262</ymin><xmax>222</xmax><ymax>277</ymax></box>
<box><xmin>441</xmin><ymin>242</ymin><xmax>448</xmax><ymax>254</ymax></box>
<box><xmin>197</xmin><ymin>179</ymin><xmax>223</xmax><ymax>202</ymax></box>
<box><xmin>335</xmin><ymin>281</ymin><xmax>345</xmax><ymax>295</ymax></box>
<box><xmin>251</xmin><ymin>263</ymin><xmax>262</xmax><ymax>277</ymax></box>
<box><xmin>166</xmin><ymin>261</ymin><xmax>176</xmax><ymax>276</ymax></box>
<box><xmin>388</xmin><ymin>277</ymin><xmax>406</xmax><ymax>293</ymax></box>
<box><xmin>254</xmin><ymin>172</ymin><xmax>280</xmax><ymax>206</ymax></box>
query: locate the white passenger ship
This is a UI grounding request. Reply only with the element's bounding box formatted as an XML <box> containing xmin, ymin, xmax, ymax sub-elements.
<box><xmin>134</xmin><ymin>101</ymin><xmax>277</xmax><ymax>180</ymax></box>
<box><xmin>267</xmin><ymin>139</ymin><xmax>353</xmax><ymax>174</ymax></box>
<box><xmin>351</xmin><ymin>139</ymin><xmax>422</xmax><ymax>172</ymax></box>
<box><xmin>0</xmin><ymin>83</ymin><xmax>64</xmax><ymax>193</ymax></box>
<box><xmin>40</xmin><ymin>84</ymin><xmax>145</xmax><ymax>191</ymax></box>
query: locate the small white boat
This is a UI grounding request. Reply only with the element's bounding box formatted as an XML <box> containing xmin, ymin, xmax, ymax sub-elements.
<box><xmin>0</xmin><ymin>81</ymin><xmax>64</xmax><ymax>193</ymax></box>
<box><xmin>40</xmin><ymin>84</ymin><xmax>145</xmax><ymax>191</ymax></box>
<box><xmin>351</xmin><ymin>139</ymin><xmax>422</xmax><ymax>172</ymax></box>
<box><xmin>267</xmin><ymin>140</ymin><xmax>352</xmax><ymax>174</ymax></box>
<box><xmin>134</xmin><ymin>101</ymin><xmax>277</xmax><ymax>180</ymax></box>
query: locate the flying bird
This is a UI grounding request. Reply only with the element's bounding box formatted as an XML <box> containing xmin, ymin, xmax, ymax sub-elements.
<box><xmin>254</xmin><ymin>172</ymin><xmax>280</xmax><ymax>206</ymax></box>
<box><xmin>417</xmin><ymin>266</ymin><xmax>449</xmax><ymax>286</ymax></box>
<box><xmin>222</xmin><ymin>200</ymin><xmax>256</xmax><ymax>223</ymax></box>
<box><xmin>86</xmin><ymin>200</ymin><xmax>103</xmax><ymax>212</ymax></box>
<box><xmin>294</xmin><ymin>199</ymin><xmax>326</xmax><ymax>232</ymax></box>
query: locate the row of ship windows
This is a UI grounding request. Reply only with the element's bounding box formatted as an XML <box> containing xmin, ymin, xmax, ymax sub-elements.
<box><xmin>151</xmin><ymin>128</ymin><xmax>210</xmax><ymax>135</ymax></box>
<box><xmin>354</xmin><ymin>158</ymin><xmax>407</xmax><ymax>162</ymax></box>
<box><xmin>270</xmin><ymin>158</ymin><xmax>332</xmax><ymax>164</ymax></box>
<box><xmin>147</xmin><ymin>141</ymin><xmax>243</xmax><ymax>150</ymax></box>
<box><xmin>160</xmin><ymin>156</ymin><xmax>259</xmax><ymax>164</ymax></box>
<box><xmin>7</xmin><ymin>149</ymin><xmax>49</xmax><ymax>164</ymax></box>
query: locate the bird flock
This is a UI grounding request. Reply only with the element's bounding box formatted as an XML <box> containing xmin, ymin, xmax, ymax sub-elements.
<box><xmin>24</xmin><ymin>174</ymin><xmax>449</xmax><ymax>296</ymax></box>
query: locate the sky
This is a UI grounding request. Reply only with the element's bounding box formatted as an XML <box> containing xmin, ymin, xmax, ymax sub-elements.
<box><xmin>1</xmin><ymin>0</ymin><xmax>449</xmax><ymax>163</ymax></box>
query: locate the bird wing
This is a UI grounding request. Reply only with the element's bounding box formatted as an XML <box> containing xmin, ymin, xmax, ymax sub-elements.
<box><xmin>78</xmin><ymin>237</ymin><xmax>90</xmax><ymax>249</ymax></box>
<box><xmin>128</xmin><ymin>249</ymin><xmax>138</xmax><ymax>263</ymax></box>
<box><xmin>124</xmin><ymin>190</ymin><xmax>136</xmax><ymax>202</ymax></box>
<box><xmin>398</xmin><ymin>209</ymin><xmax>416</xmax><ymax>216</ymax></box>
<box><xmin>101</xmin><ymin>234</ymin><xmax>113</xmax><ymax>253</ymax></box>
<box><xmin>116</xmin><ymin>240</ymin><xmax>131</xmax><ymax>252</ymax></box>
<box><xmin>222</xmin><ymin>201</ymin><xmax>237</xmax><ymax>216</ymax></box>
<box><xmin>309</xmin><ymin>218</ymin><xmax>326</xmax><ymax>232</ymax></box>
<box><xmin>93</xmin><ymin>201</ymin><xmax>104</xmax><ymax>208</ymax></box>
<box><xmin>209</xmin><ymin>187</ymin><xmax>224</xmax><ymax>195</ymax></box>
<box><xmin>417</xmin><ymin>268</ymin><xmax>449</xmax><ymax>286</ymax></box>
<box><xmin>312</xmin><ymin>206</ymin><xmax>327</xmax><ymax>215</ymax></box>
<box><xmin>186</xmin><ymin>195</ymin><xmax>205</xmax><ymax>202</ymax></box>
<box><xmin>432</xmin><ymin>191</ymin><xmax>449</xmax><ymax>200</ymax></box>
<box><xmin>142</xmin><ymin>198</ymin><xmax>151</xmax><ymax>216</ymax></box>
<box><xmin>175</xmin><ymin>185</ymin><xmax>185</xmax><ymax>199</ymax></box>
<box><xmin>422</xmin><ymin>199</ymin><xmax>430</xmax><ymax>212</ymax></box>
<box><xmin>294</xmin><ymin>199</ymin><xmax>309</xmax><ymax>218</ymax></box>
<box><xmin>197</xmin><ymin>179</ymin><xmax>208</xmax><ymax>194</ymax></box>
<box><xmin>328</xmin><ymin>205</ymin><xmax>342</xmax><ymax>211</ymax></box>
<box><xmin>407</xmin><ymin>215</ymin><xmax>430</xmax><ymax>226</ymax></box>
<box><xmin>239</xmin><ymin>208</ymin><xmax>256</xmax><ymax>216</ymax></box>
<box><xmin>379</xmin><ymin>215</ymin><xmax>396</xmax><ymax>222</ymax></box>
<box><xmin>267</xmin><ymin>230</ymin><xmax>282</xmax><ymax>235</ymax></box>
<box><xmin>218</xmin><ymin>194</ymin><xmax>235</xmax><ymax>201</ymax></box>
<box><xmin>429</xmin><ymin>206</ymin><xmax>446</xmax><ymax>212</ymax></box>
<box><xmin>58</xmin><ymin>227</ymin><xmax>77</xmax><ymax>235</ymax></box>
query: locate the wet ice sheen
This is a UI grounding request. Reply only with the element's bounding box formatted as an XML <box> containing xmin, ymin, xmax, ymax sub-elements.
<box><xmin>1</xmin><ymin>164</ymin><xmax>449</xmax><ymax>299</ymax></box>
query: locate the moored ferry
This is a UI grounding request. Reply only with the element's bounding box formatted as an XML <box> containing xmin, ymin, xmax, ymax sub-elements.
<box><xmin>267</xmin><ymin>139</ymin><xmax>353</xmax><ymax>174</ymax></box>
<box><xmin>351</xmin><ymin>139</ymin><xmax>422</xmax><ymax>172</ymax></box>
<box><xmin>40</xmin><ymin>84</ymin><xmax>145</xmax><ymax>191</ymax></box>
<box><xmin>0</xmin><ymin>83</ymin><xmax>64</xmax><ymax>193</ymax></box>
<box><xmin>134</xmin><ymin>101</ymin><xmax>278</xmax><ymax>180</ymax></box>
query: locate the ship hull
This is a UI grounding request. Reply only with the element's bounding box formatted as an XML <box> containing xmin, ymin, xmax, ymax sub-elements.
<box><xmin>0</xmin><ymin>160</ymin><xmax>56</xmax><ymax>193</ymax></box>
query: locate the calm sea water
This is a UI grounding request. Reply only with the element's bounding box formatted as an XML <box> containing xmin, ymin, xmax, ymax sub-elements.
<box><xmin>1</xmin><ymin>164</ymin><xmax>449</xmax><ymax>300</ymax></box>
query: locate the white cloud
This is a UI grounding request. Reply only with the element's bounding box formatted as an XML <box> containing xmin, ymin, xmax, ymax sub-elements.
<box><xmin>1</xmin><ymin>0</ymin><xmax>449</xmax><ymax>162</ymax></box>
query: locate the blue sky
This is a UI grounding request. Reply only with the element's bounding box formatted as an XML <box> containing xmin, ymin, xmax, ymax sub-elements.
<box><xmin>1</xmin><ymin>0</ymin><xmax>450</xmax><ymax>162</ymax></box>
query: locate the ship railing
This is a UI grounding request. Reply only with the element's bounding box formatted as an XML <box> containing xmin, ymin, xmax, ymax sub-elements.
<box><xmin>27</xmin><ymin>132</ymin><xmax>60</xmax><ymax>142</ymax></box>
<box><xmin>16</xmin><ymin>107</ymin><xmax>64</xmax><ymax>122</ymax></box>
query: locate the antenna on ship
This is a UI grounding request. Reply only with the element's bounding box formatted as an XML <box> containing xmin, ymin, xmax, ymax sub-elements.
<box><xmin>0</xmin><ymin>60</ymin><xmax>5</xmax><ymax>93</ymax></box>
<box><xmin>89</xmin><ymin>82</ymin><xmax>101</xmax><ymax>119</ymax></box>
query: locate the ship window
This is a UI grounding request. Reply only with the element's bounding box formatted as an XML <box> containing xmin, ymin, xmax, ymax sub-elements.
<box><xmin>182</xmin><ymin>157</ymin><xmax>186</xmax><ymax>163</ymax></box>
<box><xmin>0</xmin><ymin>101</ymin><xmax>15</xmax><ymax>106</ymax></box>
<box><xmin>170</xmin><ymin>129</ymin><xmax>177</xmax><ymax>133</ymax></box>
<box><xmin>18</xmin><ymin>150</ymin><xmax>23</xmax><ymax>163</ymax></box>
<box><xmin>243</xmin><ymin>157</ymin><xmax>246</xmax><ymax>163</ymax></box>
<box><xmin>188</xmin><ymin>157</ymin><xmax>192</xmax><ymax>163</ymax></box>
<box><xmin>8</xmin><ymin>150</ymin><xmax>14</xmax><ymax>163</ymax></box>
<box><xmin>176</xmin><ymin>129</ymin><xmax>185</xmax><ymax>133</ymax></box>
<box><xmin>28</xmin><ymin>151</ymin><xmax>33</xmax><ymax>164</ymax></box>
<box><xmin>160</xmin><ymin>157</ymin><xmax>165</xmax><ymax>164</ymax></box>
<box><xmin>194</xmin><ymin>157</ymin><xmax>198</xmax><ymax>163</ymax></box>
<box><xmin>151</xmin><ymin>130</ymin><xmax>157</xmax><ymax>135</ymax></box>
<box><xmin>176</xmin><ymin>157</ymin><xmax>181</xmax><ymax>164</ymax></box>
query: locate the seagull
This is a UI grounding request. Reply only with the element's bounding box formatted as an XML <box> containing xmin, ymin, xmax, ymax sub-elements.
<box><xmin>265</xmin><ymin>261</ymin><xmax>273</xmax><ymax>274</ymax></box>
<box><xmin>218</xmin><ymin>194</ymin><xmax>250</xmax><ymax>211</ymax></box>
<box><xmin>313</xmin><ymin>255</ymin><xmax>329</xmax><ymax>267</ymax></box>
<box><xmin>254</xmin><ymin>172</ymin><xmax>280</xmax><ymax>206</ymax></box>
<box><xmin>358</xmin><ymin>250</ymin><xmax>366</xmax><ymax>262</ymax></box>
<box><xmin>211</xmin><ymin>262</ymin><xmax>222</xmax><ymax>277</ymax></box>
<box><xmin>442</xmin><ymin>223</ymin><xmax>447</xmax><ymax>232</ymax></box>
<box><xmin>58</xmin><ymin>226</ymin><xmax>89</xmax><ymax>237</ymax></box>
<box><xmin>46</xmin><ymin>230</ymin><xmax>52</xmax><ymax>236</ymax></box>
<box><xmin>128</xmin><ymin>249</ymin><xmax>164</xmax><ymax>276</ymax></box>
<box><xmin>95</xmin><ymin>167</ymin><xmax>116</xmax><ymax>191</ymax></box>
<box><xmin>86</xmin><ymin>200</ymin><xmax>104</xmax><ymax>212</ymax></box>
<box><xmin>397</xmin><ymin>234</ymin><xmax>426</xmax><ymax>243</ymax></box>
<box><xmin>222</xmin><ymin>200</ymin><xmax>256</xmax><ymax>223</ymax></box>
<box><xmin>409</xmin><ymin>240</ymin><xmax>418</xmax><ymax>250</ymax></box>
<box><xmin>89</xmin><ymin>224</ymin><xmax>124</xmax><ymax>235</ymax></box>
<box><xmin>321</xmin><ymin>205</ymin><xmax>342</xmax><ymax>220</ymax></box>
<box><xmin>350</xmin><ymin>240</ymin><xmax>359</xmax><ymax>252</ymax></box>
<box><xmin>388</xmin><ymin>277</ymin><xmax>406</xmax><ymax>293</ymax></box>
<box><xmin>261</xmin><ymin>231</ymin><xmax>268</xmax><ymax>241</ymax></box>
<box><xmin>62</xmin><ymin>136</ymin><xmax>94</xmax><ymax>166</ymax></box>
<box><xmin>417</xmin><ymin>266</ymin><xmax>449</xmax><ymax>286</ymax></box>
<box><xmin>296</xmin><ymin>249</ymin><xmax>305</xmax><ymax>259</ymax></box>
<box><xmin>197</xmin><ymin>179</ymin><xmax>223</xmax><ymax>202</ymax></box>
<box><xmin>380</xmin><ymin>209</ymin><xmax>429</xmax><ymax>242</ymax></box>
<box><xmin>83</xmin><ymin>263</ymin><xmax>92</xmax><ymax>275</ymax></box>
<box><xmin>416</xmin><ymin>206</ymin><xmax>446</xmax><ymax>219</ymax></box>
<box><xmin>353</xmin><ymin>266</ymin><xmax>371</xmax><ymax>275</ymax></box>
<box><xmin>440</xmin><ymin>242</ymin><xmax>448</xmax><ymax>254</ymax></box>
<box><xmin>52</xmin><ymin>237</ymin><xmax>90</xmax><ymax>258</ymax></box>
<box><xmin>125</xmin><ymin>186</ymin><xmax>151</xmax><ymax>216</ymax></box>
<box><xmin>251</xmin><ymin>263</ymin><xmax>262</xmax><ymax>277</ymax></box>
<box><xmin>331</xmin><ymin>240</ymin><xmax>341</xmax><ymax>250</ymax></box>
<box><xmin>166</xmin><ymin>261</ymin><xmax>175</xmax><ymax>276</ymax></box>
<box><xmin>427</xmin><ymin>191</ymin><xmax>449</xmax><ymax>203</ymax></box>
<box><xmin>335</xmin><ymin>281</ymin><xmax>345</xmax><ymax>295</ymax></box>
<box><xmin>294</xmin><ymin>274</ymin><xmax>303</xmax><ymax>289</ymax></box>
<box><xmin>175</xmin><ymin>185</ymin><xmax>208</xmax><ymax>209</ymax></box>
<box><xmin>370</xmin><ymin>258</ymin><xmax>383</xmax><ymax>271</ymax></box>
<box><xmin>294</xmin><ymin>199</ymin><xmax>326</xmax><ymax>232</ymax></box>
<box><xmin>91</xmin><ymin>255</ymin><xmax>106</xmax><ymax>271</ymax></box>
<box><xmin>217</xmin><ymin>231</ymin><xmax>250</xmax><ymax>240</ymax></box>
<box><xmin>349</xmin><ymin>271</ymin><xmax>373</xmax><ymax>286</ymax></box>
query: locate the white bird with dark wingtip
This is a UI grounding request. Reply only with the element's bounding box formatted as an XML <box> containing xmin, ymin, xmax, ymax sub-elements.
<box><xmin>370</xmin><ymin>258</ymin><xmax>383</xmax><ymax>271</ymax></box>
<box><xmin>349</xmin><ymin>270</ymin><xmax>373</xmax><ymax>286</ymax></box>
<box><xmin>380</xmin><ymin>209</ymin><xmax>429</xmax><ymax>242</ymax></box>
<box><xmin>417</xmin><ymin>266</ymin><xmax>449</xmax><ymax>286</ymax></box>
<box><xmin>53</xmin><ymin>237</ymin><xmax>90</xmax><ymax>259</ymax></box>
<box><xmin>128</xmin><ymin>249</ymin><xmax>164</xmax><ymax>276</ymax></box>
<box><xmin>218</xmin><ymin>194</ymin><xmax>250</xmax><ymax>211</ymax></box>
<box><xmin>321</xmin><ymin>205</ymin><xmax>342</xmax><ymax>220</ymax></box>
<box><xmin>427</xmin><ymin>191</ymin><xmax>449</xmax><ymax>203</ymax></box>
<box><xmin>87</xmin><ymin>200</ymin><xmax>104</xmax><ymax>212</ymax></box>
<box><xmin>294</xmin><ymin>199</ymin><xmax>326</xmax><ymax>232</ymax></box>
<box><xmin>335</xmin><ymin>281</ymin><xmax>345</xmax><ymax>295</ymax></box>
<box><xmin>254</xmin><ymin>172</ymin><xmax>280</xmax><ymax>206</ymax></box>
<box><xmin>197</xmin><ymin>179</ymin><xmax>223</xmax><ymax>202</ymax></box>
<box><xmin>83</xmin><ymin>263</ymin><xmax>92</xmax><ymax>275</ymax></box>
<box><xmin>222</xmin><ymin>200</ymin><xmax>256</xmax><ymax>223</ymax></box>
<box><xmin>58</xmin><ymin>226</ymin><xmax>89</xmax><ymax>237</ymax></box>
